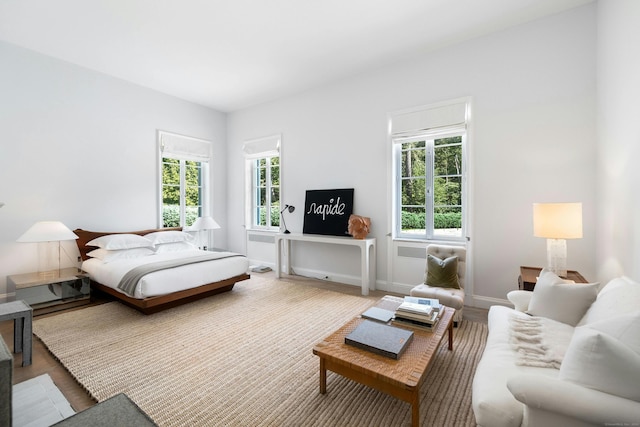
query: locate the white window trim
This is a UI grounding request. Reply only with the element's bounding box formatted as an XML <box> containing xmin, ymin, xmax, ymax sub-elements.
<box><xmin>393</xmin><ymin>131</ymin><xmax>466</xmax><ymax>241</ymax></box>
<box><xmin>157</xmin><ymin>130</ymin><xmax>212</xmax><ymax>228</ymax></box>
<box><xmin>243</xmin><ymin>134</ymin><xmax>282</xmax><ymax>232</ymax></box>
<box><xmin>387</xmin><ymin>97</ymin><xmax>471</xmax><ymax>243</ymax></box>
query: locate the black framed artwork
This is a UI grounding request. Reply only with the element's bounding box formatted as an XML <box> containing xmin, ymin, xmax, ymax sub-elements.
<box><xmin>303</xmin><ymin>188</ymin><xmax>354</xmax><ymax>236</ymax></box>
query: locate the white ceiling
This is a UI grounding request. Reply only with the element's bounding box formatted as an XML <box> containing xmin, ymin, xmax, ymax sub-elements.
<box><xmin>0</xmin><ymin>0</ymin><xmax>593</xmax><ymax>112</ymax></box>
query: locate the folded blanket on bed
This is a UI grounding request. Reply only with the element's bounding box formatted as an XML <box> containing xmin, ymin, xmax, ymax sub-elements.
<box><xmin>118</xmin><ymin>252</ymin><xmax>244</xmax><ymax>296</ymax></box>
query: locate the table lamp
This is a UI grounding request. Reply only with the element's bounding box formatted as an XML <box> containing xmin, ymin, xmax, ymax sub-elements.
<box><xmin>280</xmin><ymin>204</ymin><xmax>295</xmax><ymax>234</ymax></box>
<box><xmin>533</xmin><ymin>203</ymin><xmax>583</xmax><ymax>277</ymax></box>
<box><xmin>17</xmin><ymin>221</ymin><xmax>79</xmax><ymax>277</ymax></box>
<box><xmin>190</xmin><ymin>216</ymin><xmax>221</xmax><ymax>250</ymax></box>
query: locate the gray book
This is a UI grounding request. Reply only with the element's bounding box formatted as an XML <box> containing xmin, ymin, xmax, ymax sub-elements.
<box><xmin>345</xmin><ymin>320</ymin><xmax>414</xmax><ymax>359</ymax></box>
<box><xmin>361</xmin><ymin>307</ymin><xmax>394</xmax><ymax>323</ymax></box>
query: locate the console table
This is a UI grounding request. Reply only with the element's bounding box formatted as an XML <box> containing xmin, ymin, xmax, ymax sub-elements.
<box><xmin>274</xmin><ymin>233</ymin><xmax>376</xmax><ymax>295</ymax></box>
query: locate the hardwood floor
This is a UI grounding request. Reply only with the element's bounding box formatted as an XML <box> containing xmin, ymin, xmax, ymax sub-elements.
<box><xmin>1</xmin><ymin>272</ymin><xmax>488</xmax><ymax>414</ymax></box>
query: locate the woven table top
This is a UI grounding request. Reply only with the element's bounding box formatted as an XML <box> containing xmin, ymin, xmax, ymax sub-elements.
<box><xmin>313</xmin><ymin>299</ymin><xmax>454</xmax><ymax>390</ymax></box>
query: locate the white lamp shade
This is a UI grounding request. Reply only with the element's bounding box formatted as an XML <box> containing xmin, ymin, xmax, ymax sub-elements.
<box><xmin>17</xmin><ymin>221</ymin><xmax>79</xmax><ymax>242</ymax></box>
<box><xmin>190</xmin><ymin>216</ymin><xmax>221</xmax><ymax>231</ymax></box>
<box><xmin>533</xmin><ymin>203</ymin><xmax>583</xmax><ymax>239</ymax></box>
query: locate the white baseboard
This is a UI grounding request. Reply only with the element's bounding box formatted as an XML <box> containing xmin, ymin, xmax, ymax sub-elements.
<box><xmin>248</xmin><ymin>261</ymin><xmax>513</xmax><ymax>309</ymax></box>
<box><xmin>471</xmin><ymin>294</ymin><xmax>511</xmax><ymax>310</ymax></box>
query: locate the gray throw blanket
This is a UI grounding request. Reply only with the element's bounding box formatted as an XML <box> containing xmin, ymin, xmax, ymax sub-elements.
<box><xmin>117</xmin><ymin>252</ymin><xmax>244</xmax><ymax>297</ymax></box>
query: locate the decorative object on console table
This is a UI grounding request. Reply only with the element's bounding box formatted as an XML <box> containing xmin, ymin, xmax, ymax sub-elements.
<box><xmin>279</xmin><ymin>204</ymin><xmax>295</xmax><ymax>234</ymax></box>
<box><xmin>7</xmin><ymin>267</ymin><xmax>90</xmax><ymax>313</ymax></box>
<box><xmin>518</xmin><ymin>266</ymin><xmax>587</xmax><ymax>291</ymax></box>
<box><xmin>189</xmin><ymin>216</ymin><xmax>220</xmax><ymax>250</ymax></box>
<box><xmin>303</xmin><ymin>188</ymin><xmax>354</xmax><ymax>236</ymax></box>
<box><xmin>532</xmin><ymin>202</ymin><xmax>583</xmax><ymax>277</ymax></box>
<box><xmin>348</xmin><ymin>214</ymin><xmax>371</xmax><ymax>239</ymax></box>
<box><xmin>16</xmin><ymin>221</ymin><xmax>79</xmax><ymax>277</ymax></box>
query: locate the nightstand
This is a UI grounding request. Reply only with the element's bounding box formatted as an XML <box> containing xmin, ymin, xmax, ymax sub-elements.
<box><xmin>6</xmin><ymin>267</ymin><xmax>90</xmax><ymax>313</ymax></box>
<box><xmin>518</xmin><ymin>266</ymin><xmax>588</xmax><ymax>291</ymax></box>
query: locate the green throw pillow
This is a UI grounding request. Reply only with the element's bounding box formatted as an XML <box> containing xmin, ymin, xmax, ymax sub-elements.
<box><xmin>426</xmin><ymin>254</ymin><xmax>460</xmax><ymax>289</ymax></box>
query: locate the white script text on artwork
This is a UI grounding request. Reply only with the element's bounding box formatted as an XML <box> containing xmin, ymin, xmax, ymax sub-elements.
<box><xmin>306</xmin><ymin>198</ymin><xmax>346</xmax><ymax>221</ymax></box>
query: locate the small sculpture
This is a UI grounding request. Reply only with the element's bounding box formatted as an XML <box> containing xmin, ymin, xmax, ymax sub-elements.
<box><xmin>348</xmin><ymin>214</ymin><xmax>371</xmax><ymax>239</ymax></box>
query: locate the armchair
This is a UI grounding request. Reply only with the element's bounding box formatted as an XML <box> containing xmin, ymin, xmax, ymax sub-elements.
<box><xmin>410</xmin><ymin>244</ymin><xmax>466</xmax><ymax>324</ymax></box>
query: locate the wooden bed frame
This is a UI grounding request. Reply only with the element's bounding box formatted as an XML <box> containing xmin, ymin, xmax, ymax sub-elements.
<box><xmin>74</xmin><ymin>227</ymin><xmax>250</xmax><ymax>315</ymax></box>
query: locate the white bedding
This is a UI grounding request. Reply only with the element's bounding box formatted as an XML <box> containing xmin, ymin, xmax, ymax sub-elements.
<box><xmin>82</xmin><ymin>249</ymin><xmax>249</xmax><ymax>299</ymax></box>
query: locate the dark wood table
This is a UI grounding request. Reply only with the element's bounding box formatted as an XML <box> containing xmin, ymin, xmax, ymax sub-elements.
<box><xmin>518</xmin><ymin>266</ymin><xmax>588</xmax><ymax>291</ymax></box>
<box><xmin>313</xmin><ymin>297</ymin><xmax>454</xmax><ymax>427</ymax></box>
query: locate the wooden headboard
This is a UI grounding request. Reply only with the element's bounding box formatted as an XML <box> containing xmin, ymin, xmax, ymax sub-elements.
<box><xmin>74</xmin><ymin>227</ymin><xmax>182</xmax><ymax>261</ymax></box>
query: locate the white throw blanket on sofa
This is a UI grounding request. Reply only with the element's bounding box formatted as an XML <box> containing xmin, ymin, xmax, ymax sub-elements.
<box><xmin>510</xmin><ymin>315</ymin><xmax>564</xmax><ymax>369</ymax></box>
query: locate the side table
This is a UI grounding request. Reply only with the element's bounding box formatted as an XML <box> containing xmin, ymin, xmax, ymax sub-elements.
<box><xmin>518</xmin><ymin>266</ymin><xmax>588</xmax><ymax>291</ymax></box>
<box><xmin>7</xmin><ymin>268</ymin><xmax>90</xmax><ymax>313</ymax></box>
<box><xmin>0</xmin><ymin>300</ymin><xmax>32</xmax><ymax>366</ymax></box>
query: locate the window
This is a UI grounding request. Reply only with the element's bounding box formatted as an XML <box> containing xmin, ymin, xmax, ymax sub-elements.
<box><xmin>390</xmin><ymin>99</ymin><xmax>469</xmax><ymax>241</ymax></box>
<box><xmin>158</xmin><ymin>131</ymin><xmax>211</xmax><ymax>228</ymax></box>
<box><xmin>243</xmin><ymin>135</ymin><xmax>281</xmax><ymax>231</ymax></box>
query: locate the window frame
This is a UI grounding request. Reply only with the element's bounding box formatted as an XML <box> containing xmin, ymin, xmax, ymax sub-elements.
<box><xmin>243</xmin><ymin>134</ymin><xmax>282</xmax><ymax>233</ymax></box>
<box><xmin>250</xmin><ymin>155</ymin><xmax>280</xmax><ymax>231</ymax></box>
<box><xmin>388</xmin><ymin>98</ymin><xmax>470</xmax><ymax>243</ymax></box>
<box><xmin>157</xmin><ymin>130</ymin><xmax>211</xmax><ymax>229</ymax></box>
<box><xmin>393</xmin><ymin>131</ymin><xmax>466</xmax><ymax>241</ymax></box>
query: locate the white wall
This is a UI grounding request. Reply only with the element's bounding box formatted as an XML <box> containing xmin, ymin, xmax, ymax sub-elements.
<box><xmin>0</xmin><ymin>41</ymin><xmax>227</xmax><ymax>296</ymax></box>
<box><xmin>596</xmin><ymin>0</ymin><xmax>640</xmax><ymax>283</ymax></box>
<box><xmin>227</xmin><ymin>5</ymin><xmax>597</xmax><ymax>305</ymax></box>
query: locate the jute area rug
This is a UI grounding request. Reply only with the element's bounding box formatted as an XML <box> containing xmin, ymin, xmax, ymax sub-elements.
<box><xmin>33</xmin><ymin>277</ymin><xmax>487</xmax><ymax>427</ymax></box>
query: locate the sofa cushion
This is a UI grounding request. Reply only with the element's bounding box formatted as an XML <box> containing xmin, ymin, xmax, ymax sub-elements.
<box><xmin>425</xmin><ymin>254</ymin><xmax>460</xmax><ymax>289</ymax></box>
<box><xmin>559</xmin><ymin>311</ymin><xmax>640</xmax><ymax>402</ymax></box>
<box><xmin>472</xmin><ymin>306</ymin><xmax>563</xmax><ymax>427</ymax></box>
<box><xmin>527</xmin><ymin>269</ymin><xmax>599</xmax><ymax>326</ymax></box>
<box><xmin>578</xmin><ymin>277</ymin><xmax>640</xmax><ymax>326</ymax></box>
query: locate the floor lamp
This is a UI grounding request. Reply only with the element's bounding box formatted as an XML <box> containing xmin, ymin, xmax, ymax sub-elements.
<box><xmin>280</xmin><ymin>205</ymin><xmax>295</xmax><ymax>234</ymax></box>
<box><xmin>17</xmin><ymin>221</ymin><xmax>79</xmax><ymax>277</ymax></box>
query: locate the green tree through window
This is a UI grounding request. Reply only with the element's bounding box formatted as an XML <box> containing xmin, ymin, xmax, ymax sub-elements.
<box><xmin>162</xmin><ymin>157</ymin><xmax>204</xmax><ymax>227</ymax></box>
<box><xmin>254</xmin><ymin>156</ymin><xmax>280</xmax><ymax>228</ymax></box>
<box><xmin>396</xmin><ymin>135</ymin><xmax>464</xmax><ymax>239</ymax></box>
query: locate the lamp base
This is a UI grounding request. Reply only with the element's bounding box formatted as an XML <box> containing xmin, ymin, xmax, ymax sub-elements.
<box><xmin>284</xmin><ymin>229</ymin><xmax>291</xmax><ymax>234</ymax></box>
<box><xmin>37</xmin><ymin>241</ymin><xmax>61</xmax><ymax>275</ymax></box>
<box><xmin>546</xmin><ymin>238</ymin><xmax>567</xmax><ymax>277</ymax></box>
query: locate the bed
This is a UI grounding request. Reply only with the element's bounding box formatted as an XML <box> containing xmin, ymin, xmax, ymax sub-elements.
<box><xmin>74</xmin><ymin>227</ymin><xmax>250</xmax><ymax>314</ymax></box>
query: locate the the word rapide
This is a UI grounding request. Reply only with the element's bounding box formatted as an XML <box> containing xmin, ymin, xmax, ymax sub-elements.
<box><xmin>306</xmin><ymin>197</ymin><xmax>346</xmax><ymax>221</ymax></box>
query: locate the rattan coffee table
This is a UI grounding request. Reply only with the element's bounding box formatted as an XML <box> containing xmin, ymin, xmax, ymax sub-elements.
<box><xmin>313</xmin><ymin>297</ymin><xmax>454</xmax><ymax>427</ymax></box>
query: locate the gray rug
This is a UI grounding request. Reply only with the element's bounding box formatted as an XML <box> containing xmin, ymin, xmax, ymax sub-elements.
<box><xmin>34</xmin><ymin>278</ymin><xmax>487</xmax><ymax>426</ymax></box>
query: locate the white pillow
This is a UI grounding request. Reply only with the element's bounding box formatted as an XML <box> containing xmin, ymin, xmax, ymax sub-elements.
<box><xmin>578</xmin><ymin>277</ymin><xmax>640</xmax><ymax>326</ymax></box>
<box><xmin>154</xmin><ymin>242</ymin><xmax>198</xmax><ymax>253</ymax></box>
<box><xmin>559</xmin><ymin>311</ymin><xmax>640</xmax><ymax>401</ymax></box>
<box><xmin>87</xmin><ymin>247</ymin><xmax>156</xmax><ymax>262</ymax></box>
<box><xmin>144</xmin><ymin>230</ymin><xmax>193</xmax><ymax>245</ymax></box>
<box><xmin>87</xmin><ymin>234</ymin><xmax>154</xmax><ymax>250</ymax></box>
<box><xmin>526</xmin><ymin>269</ymin><xmax>599</xmax><ymax>326</ymax></box>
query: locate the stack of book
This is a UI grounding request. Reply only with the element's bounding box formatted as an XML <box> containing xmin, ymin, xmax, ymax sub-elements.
<box><xmin>392</xmin><ymin>296</ymin><xmax>442</xmax><ymax>330</ymax></box>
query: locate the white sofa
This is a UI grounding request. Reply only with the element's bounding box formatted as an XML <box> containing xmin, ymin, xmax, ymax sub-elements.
<box><xmin>472</xmin><ymin>270</ymin><xmax>640</xmax><ymax>427</ymax></box>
